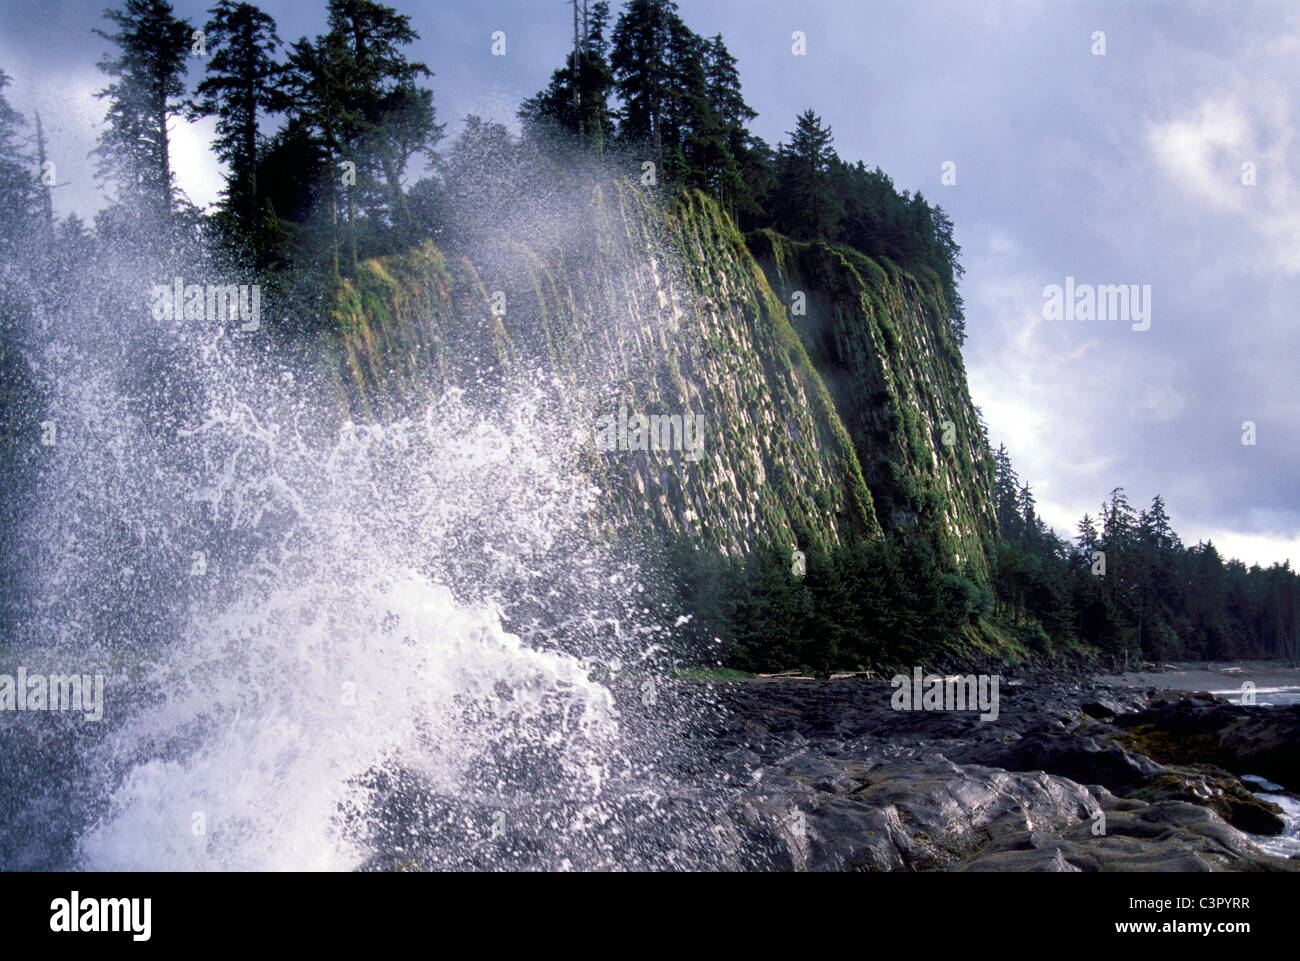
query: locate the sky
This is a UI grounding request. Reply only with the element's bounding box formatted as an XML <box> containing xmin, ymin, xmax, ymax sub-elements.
<box><xmin>1</xmin><ymin>0</ymin><xmax>1297</xmax><ymax>567</ymax></box>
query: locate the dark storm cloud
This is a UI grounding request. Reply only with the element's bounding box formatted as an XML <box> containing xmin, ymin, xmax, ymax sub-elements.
<box><xmin>1</xmin><ymin>0</ymin><xmax>1295</xmax><ymax>562</ymax></box>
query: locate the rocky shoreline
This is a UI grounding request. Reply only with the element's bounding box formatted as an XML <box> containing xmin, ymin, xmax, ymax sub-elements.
<box><xmin>348</xmin><ymin>664</ymin><xmax>1300</xmax><ymax>872</ymax></box>
<box><xmin>679</xmin><ymin>670</ymin><xmax>1300</xmax><ymax>871</ymax></box>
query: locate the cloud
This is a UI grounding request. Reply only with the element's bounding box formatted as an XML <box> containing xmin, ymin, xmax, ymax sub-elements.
<box><xmin>948</xmin><ymin>2</ymin><xmax>1300</xmax><ymax>568</ymax></box>
<box><xmin>1146</xmin><ymin>87</ymin><xmax>1300</xmax><ymax>274</ymax></box>
<box><xmin>1190</xmin><ymin>529</ymin><xmax>1300</xmax><ymax>569</ymax></box>
<box><xmin>170</xmin><ymin>114</ymin><xmax>224</xmax><ymax>210</ymax></box>
<box><xmin>1134</xmin><ymin>384</ymin><xmax>1187</xmax><ymax>423</ymax></box>
<box><xmin>1147</xmin><ymin>99</ymin><xmax>1251</xmax><ymax>212</ymax></box>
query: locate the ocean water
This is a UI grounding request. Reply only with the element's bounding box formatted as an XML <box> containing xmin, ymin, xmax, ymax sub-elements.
<box><xmin>1242</xmin><ymin>775</ymin><xmax>1300</xmax><ymax>861</ymax></box>
<box><xmin>1214</xmin><ymin>687</ymin><xmax>1300</xmax><ymax>707</ymax></box>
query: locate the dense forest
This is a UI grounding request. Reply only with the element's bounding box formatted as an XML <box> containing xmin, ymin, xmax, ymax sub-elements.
<box><xmin>0</xmin><ymin>0</ymin><xmax>1296</xmax><ymax>673</ymax></box>
<box><xmin>654</xmin><ymin>453</ymin><xmax>1300</xmax><ymax>675</ymax></box>
<box><xmin>1</xmin><ymin>0</ymin><xmax>967</xmax><ymax>340</ymax></box>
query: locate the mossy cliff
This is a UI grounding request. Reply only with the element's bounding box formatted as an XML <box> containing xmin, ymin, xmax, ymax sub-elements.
<box><xmin>319</xmin><ymin>182</ymin><xmax>996</xmax><ymax>574</ymax></box>
<box><xmin>747</xmin><ymin>230</ymin><xmax>997</xmax><ymax>579</ymax></box>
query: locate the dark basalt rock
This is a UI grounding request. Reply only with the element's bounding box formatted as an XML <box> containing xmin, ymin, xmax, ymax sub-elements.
<box><xmin>953</xmin><ymin>731</ymin><xmax>1166</xmax><ymax>795</ymax></box>
<box><xmin>1129</xmin><ymin>768</ymin><xmax>1286</xmax><ymax>835</ymax></box>
<box><xmin>677</xmin><ymin>678</ymin><xmax>1300</xmax><ymax>871</ymax></box>
<box><xmin>1081</xmin><ymin>695</ymin><xmax>1125</xmax><ymax>719</ymax></box>
<box><xmin>1114</xmin><ymin>693</ymin><xmax>1300</xmax><ymax>791</ymax></box>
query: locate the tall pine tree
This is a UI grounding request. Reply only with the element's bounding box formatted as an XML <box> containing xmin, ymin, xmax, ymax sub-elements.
<box><xmin>188</xmin><ymin>0</ymin><xmax>286</xmax><ymax>241</ymax></box>
<box><xmin>519</xmin><ymin>1</ymin><xmax>615</xmax><ymax>150</ymax></box>
<box><xmin>771</xmin><ymin>109</ymin><xmax>841</xmax><ymax>241</ymax></box>
<box><xmin>93</xmin><ymin>0</ymin><xmax>192</xmax><ymax>225</ymax></box>
<box><xmin>703</xmin><ymin>34</ymin><xmax>757</xmax><ymax>217</ymax></box>
<box><xmin>609</xmin><ymin>0</ymin><xmax>677</xmax><ymax>150</ymax></box>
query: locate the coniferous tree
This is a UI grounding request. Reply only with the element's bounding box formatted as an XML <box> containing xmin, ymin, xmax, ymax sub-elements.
<box><xmin>1103</xmin><ymin>487</ymin><xmax>1137</xmax><ymax>541</ymax></box>
<box><xmin>285</xmin><ymin>0</ymin><xmax>441</xmax><ymax>274</ymax></box>
<box><xmin>188</xmin><ymin>0</ymin><xmax>286</xmax><ymax>244</ymax></box>
<box><xmin>659</xmin><ymin>16</ymin><xmax>701</xmax><ymax>154</ymax></box>
<box><xmin>609</xmin><ymin>0</ymin><xmax>678</xmax><ymax>150</ymax></box>
<box><xmin>703</xmin><ymin>34</ymin><xmax>757</xmax><ymax>217</ymax></box>
<box><xmin>733</xmin><ymin>134</ymin><xmax>776</xmax><ymax>228</ymax></box>
<box><xmin>519</xmin><ymin>1</ymin><xmax>615</xmax><ymax>150</ymax></box>
<box><xmin>93</xmin><ymin>0</ymin><xmax>192</xmax><ymax>226</ymax></box>
<box><xmin>1188</xmin><ymin>540</ymin><xmax>1229</xmax><ymax>657</ymax></box>
<box><xmin>928</xmin><ymin>204</ymin><xmax>965</xmax><ymax>344</ymax></box>
<box><xmin>771</xmin><ymin>109</ymin><xmax>841</xmax><ymax>241</ymax></box>
<box><xmin>1102</xmin><ymin>487</ymin><xmax>1137</xmax><ymax>618</ymax></box>
<box><xmin>283</xmin><ymin>34</ymin><xmax>349</xmax><ymax>276</ymax></box>
<box><xmin>280</xmin><ymin>0</ymin><xmax>441</xmax><ymax>274</ymax></box>
<box><xmin>661</xmin><ymin>19</ymin><xmax>729</xmax><ymax>191</ymax></box>
<box><xmin>992</xmin><ymin>444</ymin><xmax>1021</xmax><ymax>537</ymax></box>
<box><xmin>703</xmin><ymin>34</ymin><xmax>755</xmax><ymax>146</ymax></box>
<box><xmin>1138</xmin><ymin>494</ymin><xmax>1177</xmax><ymax>550</ymax></box>
<box><xmin>1076</xmin><ymin>513</ymin><xmax>1099</xmax><ymax>557</ymax></box>
<box><xmin>0</xmin><ymin>69</ymin><xmax>37</xmax><ymax>255</ymax></box>
<box><xmin>331</xmin><ymin>0</ymin><xmax>441</xmax><ymax>238</ymax></box>
<box><xmin>800</xmin><ymin>543</ymin><xmax>854</xmax><ymax>672</ymax></box>
<box><xmin>575</xmin><ymin>1</ymin><xmax>616</xmax><ymax>148</ymax></box>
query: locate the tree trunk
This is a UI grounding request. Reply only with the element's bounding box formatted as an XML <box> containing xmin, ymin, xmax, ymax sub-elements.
<box><xmin>242</xmin><ymin>21</ymin><xmax>258</xmax><ymax>229</ymax></box>
<box><xmin>381</xmin><ymin>149</ymin><xmax>412</xmax><ymax>233</ymax></box>
<box><xmin>329</xmin><ymin>151</ymin><xmax>340</xmax><ymax>280</ymax></box>
<box><xmin>33</xmin><ymin>112</ymin><xmax>54</xmax><ymax>241</ymax></box>
<box><xmin>156</xmin><ymin>78</ymin><xmax>171</xmax><ymax>224</ymax></box>
<box><xmin>347</xmin><ymin>185</ymin><xmax>357</xmax><ymax>275</ymax></box>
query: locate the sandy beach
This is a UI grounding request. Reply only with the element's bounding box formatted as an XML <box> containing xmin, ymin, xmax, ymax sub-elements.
<box><xmin>1095</xmin><ymin>660</ymin><xmax>1300</xmax><ymax>694</ymax></box>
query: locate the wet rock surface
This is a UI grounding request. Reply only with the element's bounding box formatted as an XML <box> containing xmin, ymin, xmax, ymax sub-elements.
<box><xmin>679</xmin><ymin>677</ymin><xmax>1299</xmax><ymax>872</ymax></box>
<box><xmin>358</xmin><ymin>675</ymin><xmax>1298</xmax><ymax>872</ymax></box>
<box><xmin>1112</xmin><ymin>693</ymin><xmax>1300</xmax><ymax>792</ymax></box>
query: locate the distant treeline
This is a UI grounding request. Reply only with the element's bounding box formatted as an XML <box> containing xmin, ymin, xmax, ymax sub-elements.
<box><xmin>987</xmin><ymin>447</ymin><xmax>1300</xmax><ymax>669</ymax></box>
<box><xmin>647</xmin><ymin>533</ymin><xmax>995</xmax><ymax>676</ymax></box>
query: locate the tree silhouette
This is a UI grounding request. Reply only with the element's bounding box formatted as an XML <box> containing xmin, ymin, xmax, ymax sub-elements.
<box><xmin>93</xmin><ymin>0</ymin><xmax>192</xmax><ymax>226</ymax></box>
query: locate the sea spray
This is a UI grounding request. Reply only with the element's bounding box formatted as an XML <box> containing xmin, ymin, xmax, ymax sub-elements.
<box><xmin>0</xmin><ymin>235</ymin><xmax>716</xmax><ymax>870</ymax></box>
<box><xmin>0</xmin><ymin>151</ymin><xmax>774</xmax><ymax>870</ymax></box>
<box><xmin>63</xmin><ymin>382</ymin><xmax>675</xmax><ymax>870</ymax></box>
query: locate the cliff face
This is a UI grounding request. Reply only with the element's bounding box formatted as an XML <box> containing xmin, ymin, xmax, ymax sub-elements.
<box><xmin>747</xmin><ymin>231</ymin><xmax>997</xmax><ymax>578</ymax></box>
<box><xmin>319</xmin><ymin>181</ymin><xmax>995</xmax><ymax>574</ymax></box>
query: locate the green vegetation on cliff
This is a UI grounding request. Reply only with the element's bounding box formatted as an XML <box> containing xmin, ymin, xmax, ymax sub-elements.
<box><xmin>747</xmin><ymin>229</ymin><xmax>994</xmax><ymax>580</ymax></box>
<box><xmin>323</xmin><ymin>180</ymin><xmax>1001</xmax><ymax>674</ymax></box>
